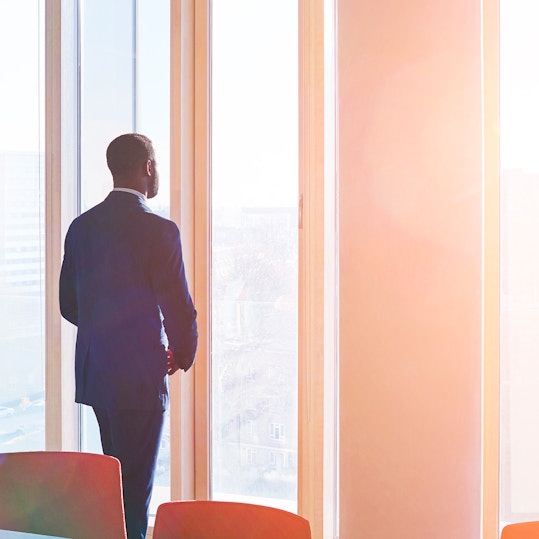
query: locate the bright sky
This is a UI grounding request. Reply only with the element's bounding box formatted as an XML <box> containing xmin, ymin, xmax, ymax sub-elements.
<box><xmin>0</xmin><ymin>0</ymin><xmax>298</xmax><ymax>210</ymax></box>
<box><xmin>2</xmin><ymin>0</ymin><xmax>539</xmax><ymax>176</ymax></box>
<box><xmin>500</xmin><ymin>0</ymin><xmax>539</xmax><ymax>172</ymax></box>
<box><xmin>0</xmin><ymin>0</ymin><xmax>43</xmax><ymax>153</ymax></box>
<box><xmin>211</xmin><ymin>0</ymin><xmax>298</xmax><ymax>208</ymax></box>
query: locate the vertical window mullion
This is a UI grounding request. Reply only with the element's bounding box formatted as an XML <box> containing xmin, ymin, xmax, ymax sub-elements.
<box><xmin>169</xmin><ymin>0</ymin><xmax>199</xmax><ymax>503</ymax></box>
<box><xmin>482</xmin><ymin>0</ymin><xmax>499</xmax><ymax>535</ymax></box>
<box><xmin>193</xmin><ymin>0</ymin><xmax>211</xmax><ymax>501</ymax></box>
<box><xmin>298</xmin><ymin>0</ymin><xmax>326</xmax><ymax>536</ymax></box>
<box><xmin>45</xmin><ymin>0</ymin><xmax>79</xmax><ymax>452</ymax></box>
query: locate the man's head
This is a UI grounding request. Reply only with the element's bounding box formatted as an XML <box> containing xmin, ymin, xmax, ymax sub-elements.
<box><xmin>106</xmin><ymin>133</ymin><xmax>159</xmax><ymax>199</ymax></box>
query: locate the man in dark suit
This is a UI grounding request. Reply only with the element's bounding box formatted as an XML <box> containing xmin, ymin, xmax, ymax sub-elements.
<box><xmin>59</xmin><ymin>133</ymin><xmax>198</xmax><ymax>539</ymax></box>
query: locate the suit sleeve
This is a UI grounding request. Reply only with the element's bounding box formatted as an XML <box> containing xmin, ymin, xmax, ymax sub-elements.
<box><xmin>152</xmin><ymin>220</ymin><xmax>198</xmax><ymax>371</ymax></box>
<box><xmin>59</xmin><ymin>226</ymin><xmax>79</xmax><ymax>326</ymax></box>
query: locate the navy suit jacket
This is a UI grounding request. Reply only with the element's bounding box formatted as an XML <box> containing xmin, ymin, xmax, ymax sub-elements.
<box><xmin>59</xmin><ymin>190</ymin><xmax>197</xmax><ymax>410</ymax></box>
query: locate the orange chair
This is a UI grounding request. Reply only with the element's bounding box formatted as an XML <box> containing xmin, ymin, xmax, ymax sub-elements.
<box><xmin>0</xmin><ymin>451</ymin><xmax>127</xmax><ymax>539</ymax></box>
<box><xmin>501</xmin><ymin>521</ymin><xmax>539</xmax><ymax>538</ymax></box>
<box><xmin>153</xmin><ymin>500</ymin><xmax>311</xmax><ymax>539</ymax></box>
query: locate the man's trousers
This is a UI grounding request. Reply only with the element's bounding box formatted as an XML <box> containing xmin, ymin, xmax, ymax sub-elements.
<box><xmin>93</xmin><ymin>407</ymin><xmax>165</xmax><ymax>539</ymax></box>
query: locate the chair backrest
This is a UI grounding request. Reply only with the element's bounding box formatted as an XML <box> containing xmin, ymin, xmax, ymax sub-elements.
<box><xmin>501</xmin><ymin>521</ymin><xmax>539</xmax><ymax>539</ymax></box>
<box><xmin>153</xmin><ymin>500</ymin><xmax>311</xmax><ymax>539</ymax></box>
<box><xmin>0</xmin><ymin>451</ymin><xmax>127</xmax><ymax>539</ymax></box>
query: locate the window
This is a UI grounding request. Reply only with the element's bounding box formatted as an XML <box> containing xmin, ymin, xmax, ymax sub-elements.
<box><xmin>35</xmin><ymin>1</ymin><xmax>331</xmax><ymax>536</ymax></box>
<box><xmin>246</xmin><ymin>420</ymin><xmax>256</xmax><ymax>439</ymax></box>
<box><xmin>209</xmin><ymin>0</ymin><xmax>299</xmax><ymax>512</ymax></box>
<box><xmin>77</xmin><ymin>0</ymin><xmax>171</xmax><ymax>516</ymax></box>
<box><xmin>0</xmin><ymin>0</ymin><xmax>45</xmax><ymax>452</ymax></box>
<box><xmin>500</xmin><ymin>0</ymin><xmax>539</xmax><ymax>526</ymax></box>
<box><xmin>244</xmin><ymin>447</ymin><xmax>257</xmax><ymax>466</ymax></box>
<box><xmin>270</xmin><ymin>423</ymin><xmax>286</xmax><ymax>441</ymax></box>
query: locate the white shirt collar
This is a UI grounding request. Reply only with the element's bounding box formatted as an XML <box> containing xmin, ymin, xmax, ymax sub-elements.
<box><xmin>113</xmin><ymin>187</ymin><xmax>146</xmax><ymax>203</ymax></box>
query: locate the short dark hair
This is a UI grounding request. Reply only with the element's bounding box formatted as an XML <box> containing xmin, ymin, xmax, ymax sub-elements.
<box><xmin>106</xmin><ymin>133</ymin><xmax>155</xmax><ymax>176</ymax></box>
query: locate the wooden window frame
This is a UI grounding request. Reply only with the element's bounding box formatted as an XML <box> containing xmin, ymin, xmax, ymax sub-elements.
<box><xmin>45</xmin><ymin>0</ymin><xmax>79</xmax><ymax>452</ymax></box>
<box><xmin>46</xmin><ymin>2</ymin><xmax>336</xmax><ymax>538</ymax></box>
<box><xmin>169</xmin><ymin>2</ymin><xmax>332</xmax><ymax>538</ymax></box>
<box><xmin>482</xmin><ymin>0</ymin><xmax>500</xmax><ymax>537</ymax></box>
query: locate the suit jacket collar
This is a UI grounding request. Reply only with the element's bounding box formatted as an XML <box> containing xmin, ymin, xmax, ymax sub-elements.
<box><xmin>106</xmin><ymin>190</ymin><xmax>152</xmax><ymax>212</ymax></box>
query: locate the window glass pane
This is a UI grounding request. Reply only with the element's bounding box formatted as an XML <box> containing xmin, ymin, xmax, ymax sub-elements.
<box><xmin>500</xmin><ymin>0</ymin><xmax>539</xmax><ymax>525</ymax></box>
<box><xmin>137</xmin><ymin>0</ymin><xmax>170</xmax><ymax>219</ymax></box>
<box><xmin>137</xmin><ymin>0</ymin><xmax>171</xmax><ymax>516</ymax></box>
<box><xmin>80</xmin><ymin>0</ymin><xmax>135</xmax><ymax>213</ymax></box>
<box><xmin>79</xmin><ymin>0</ymin><xmax>171</xmax><ymax>515</ymax></box>
<box><xmin>79</xmin><ymin>0</ymin><xmax>137</xmax><ymax>458</ymax></box>
<box><xmin>0</xmin><ymin>1</ymin><xmax>45</xmax><ymax>451</ymax></box>
<box><xmin>210</xmin><ymin>0</ymin><xmax>299</xmax><ymax>511</ymax></box>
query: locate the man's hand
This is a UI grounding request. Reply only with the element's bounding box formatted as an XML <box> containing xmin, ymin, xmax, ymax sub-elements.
<box><xmin>167</xmin><ymin>349</ymin><xmax>180</xmax><ymax>375</ymax></box>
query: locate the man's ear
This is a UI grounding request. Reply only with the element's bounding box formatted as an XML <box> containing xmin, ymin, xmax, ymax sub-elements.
<box><xmin>145</xmin><ymin>160</ymin><xmax>152</xmax><ymax>176</ymax></box>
